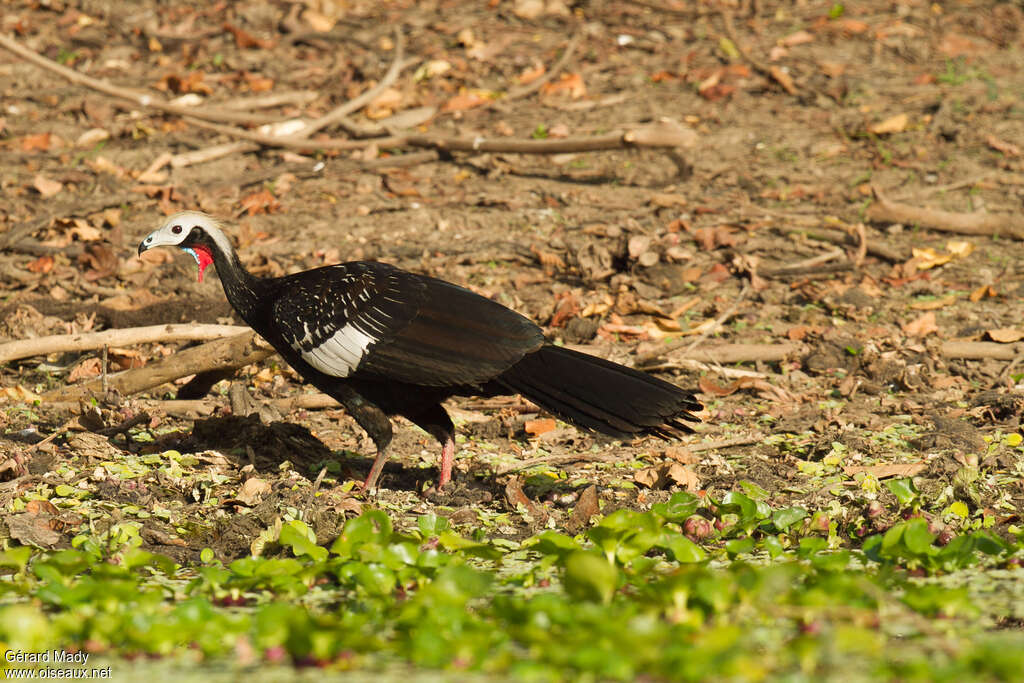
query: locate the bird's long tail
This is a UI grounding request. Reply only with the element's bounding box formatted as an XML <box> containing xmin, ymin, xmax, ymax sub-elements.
<box><xmin>495</xmin><ymin>345</ymin><xmax>701</xmax><ymax>438</ymax></box>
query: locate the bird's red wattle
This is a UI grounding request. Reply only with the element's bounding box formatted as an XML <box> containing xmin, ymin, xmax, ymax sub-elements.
<box><xmin>194</xmin><ymin>246</ymin><xmax>214</xmax><ymax>282</ymax></box>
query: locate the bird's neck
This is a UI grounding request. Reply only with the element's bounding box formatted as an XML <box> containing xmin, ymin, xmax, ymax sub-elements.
<box><xmin>210</xmin><ymin>245</ymin><xmax>264</xmax><ymax>324</ymax></box>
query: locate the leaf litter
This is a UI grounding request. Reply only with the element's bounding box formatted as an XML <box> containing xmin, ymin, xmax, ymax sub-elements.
<box><xmin>0</xmin><ymin>0</ymin><xmax>1023</xmax><ymax>678</ymax></box>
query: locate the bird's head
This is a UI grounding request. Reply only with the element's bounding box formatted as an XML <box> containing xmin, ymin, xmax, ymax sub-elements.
<box><xmin>138</xmin><ymin>211</ymin><xmax>231</xmax><ymax>282</ymax></box>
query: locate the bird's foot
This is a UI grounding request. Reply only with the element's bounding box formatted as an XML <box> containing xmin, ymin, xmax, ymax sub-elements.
<box><xmin>422</xmin><ymin>480</ymin><xmax>455</xmax><ymax>503</ymax></box>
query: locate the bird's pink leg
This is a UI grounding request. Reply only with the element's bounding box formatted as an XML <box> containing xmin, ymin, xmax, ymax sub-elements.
<box><xmin>362</xmin><ymin>448</ymin><xmax>390</xmax><ymax>492</ymax></box>
<box><xmin>437</xmin><ymin>437</ymin><xmax>456</xmax><ymax>488</ymax></box>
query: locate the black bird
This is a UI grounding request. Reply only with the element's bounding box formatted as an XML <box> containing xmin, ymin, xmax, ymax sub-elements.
<box><xmin>139</xmin><ymin>212</ymin><xmax>701</xmax><ymax>490</ymax></box>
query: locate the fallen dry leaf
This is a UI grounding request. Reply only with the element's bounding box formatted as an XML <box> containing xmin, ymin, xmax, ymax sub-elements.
<box><xmin>634</xmin><ymin>466</ymin><xmax>663</xmax><ymax>489</ymax></box>
<box><xmin>969</xmin><ymin>284</ymin><xmax>997</xmax><ymax>302</ymax></box>
<box><xmin>1</xmin><ymin>385</ymin><xmax>42</xmax><ymax>403</ymax></box>
<box><xmin>769</xmin><ymin>66</ymin><xmax>798</xmax><ymax>95</ymax></box>
<box><xmin>986</xmin><ymin>135</ymin><xmax>1021</xmax><ymax>157</ymax></box>
<box><xmin>505</xmin><ymin>476</ymin><xmax>549</xmax><ymax>523</ymax></box>
<box><xmin>902</xmin><ymin>311</ymin><xmax>938</xmax><ymax>338</ymax></box>
<box><xmin>513</xmin><ymin>0</ymin><xmax>545</xmax><ymax>20</ymax></box>
<box><xmin>32</xmin><ymin>174</ymin><xmax>63</xmax><ymax>198</ymax></box>
<box><xmin>223</xmin><ymin>23</ymin><xmax>275</xmax><ymax>49</ymax></box>
<box><xmin>779</xmin><ymin>29</ymin><xmax>814</xmax><ymax>47</ymax></box>
<box><xmin>26</xmin><ymin>255</ymin><xmax>54</xmax><ymax>274</ymax></box>
<box><xmin>525</xmin><ymin>418</ymin><xmax>557</xmax><ymax>436</ymax></box>
<box><xmin>25</xmin><ymin>500</ymin><xmax>60</xmax><ymax>516</ymax></box>
<box><xmin>911</xmin><ymin>247</ymin><xmax>952</xmax><ymax>270</ymax></box>
<box><xmin>20</xmin><ymin>132</ymin><xmax>52</xmax><ymax>152</ymax></box>
<box><xmin>870</xmin><ymin>113</ymin><xmax>908</xmax><ymax>135</ymax></box>
<box><xmin>699</xmin><ymin>376</ymin><xmax>795</xmax><ymax>403</ymax></box>
<box><xmin>663</xmin><ymin>446</ymin><xmax>700</xmax><ymax>465</ymax></box>
<box><xmin>6</xmin><ymin>512</ymin><xmax>62</xmax><ymax>548</ymax></box>
<box><xmin>517</xmin><ymin>63</ymin><xmax>546</xmax><ymax>84</ymax></box>
<box><xmin>909</xmin><ymin>294</ymin><xmax>956</xmax><ymax>311</ymax></box>
<box><xmin>945</xmin><ymin>240</ymin><xmax>974</xmax><ymax>258</ymax></box>
<box><xmin>414</xmin><ymin>60</ymin><xmax>451</xmax><ymax>81</ymax></box>
<box><xmin>239</xmin><ymin>190</ymin><xmax>280</xmax><ymax>216</ymax></box>
<box><xmin>693</xmin><ymin>224</ymin><xmax>739</xmax><ymax>251</ymax></box>
<box><xmin>541</xmin><ymin>72</ymin><xmax>586</xmax><ymax>99</ymax></box>
<box><xmin>237</xmin><ymin>477</ymin><xmax>272</xmax><ymax>505</ymax></box>
<box><xmin>986</xmin><ymin>328</ymin><xmax>1024</xmax><ymax>343</ymax></box>
<box><xmin>665</xmin><ymin>463</ymin><xmax>700</xmax><ymax>491</ymax></box>
<box><xmin>787</xmin><ymin>324</ymin><xmax>824</xmax><ymax>341</ymax></box>
<box><xmin>303</xmin><ymin>8</ymin><xmax>335</xmax><ymax>32</ymax></box>
<box><xmin>442</xmin><ymin>90</ymin><xmax>492</xmax><ymax>112</ymax></box>
<box><xmin>565</xmin><ymin>484</ymin><xmax>600</xmax><ymax>533</ymax></box>
<box><xmin>75</xmin><ymin>128</ymin><xmax>110</xmax><ymax>148</ymax></box>
<box><xmin>68</xmin><ymin>358</ymin><xmax>103</xmax><ymax>383</ymax></box>
<box><xmin>79</xmin><ymin>243</ymin><xmax>119</xmax><ymax>281</ymax></box>
<box><xmin>635</xmin><ymin>463</ymin><xmax>700</xmax><ymax>491</ymax></box>
<box><xmin>843</xmin><ymin>461</ymin><xmax>926</xmax><ymax>478</ymax></box>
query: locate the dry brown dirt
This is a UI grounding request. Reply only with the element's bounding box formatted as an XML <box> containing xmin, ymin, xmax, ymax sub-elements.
<box><xmin>1</xmin><ymin>0</ymin><xmax>1022</xmax><ymax>558</ymax></box>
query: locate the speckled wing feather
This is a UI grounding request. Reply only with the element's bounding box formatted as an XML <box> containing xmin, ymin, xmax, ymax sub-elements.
<box><xmin>271</xmin><ymin>261</ymin><xmax>544</xmax><ymax>386</ymax></box>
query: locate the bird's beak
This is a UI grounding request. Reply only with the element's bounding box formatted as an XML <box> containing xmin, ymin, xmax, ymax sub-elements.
<box><xmin>137</xmin><ymin>230</ymin><xmax>175</xmax><ymax>256</ymax></box>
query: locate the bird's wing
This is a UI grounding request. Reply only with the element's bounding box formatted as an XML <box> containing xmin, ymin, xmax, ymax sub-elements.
<box><xmin>271</xmin><ymin>262</ymin><xmax>544</xmax><ymax>386</ymax></box>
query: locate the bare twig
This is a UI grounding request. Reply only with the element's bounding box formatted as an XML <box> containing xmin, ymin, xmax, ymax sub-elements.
<box><xmin>170</xmin><ymin>142</ymin><xmax>257</xmax><ymax>168</ymax></box>
<box><xmin>505</xmin><ymin>32</ymin><xmax>582</xmax><ymax>101</ymax></box>
<box><xmin>296</xmin><ymin>29</ymin><xmax>408</xmax><ymax>138</ymax></box>
<box><xmin>868</xmin><ymin>185</ymin><xmax>1024</xmax><ymax>239</ymax></box>
<box><xmin>688</xmin><ymin>435</ymin><xmax>764</xmax><ymax>453</ymax></box>
<box><xmin>620</xmin><ymin>0</ymin><xmax>717</xmax><ymax>17</ymax></box>
<box><xmin>1</xmin><ymin>193</ymin><xmax>141</xmax><ymax>250</ymax></box>
<box><xmin>495</xmin><ymin>452</ymin><xmax>620</xmax><ymax>476</ymax></box>
<box><xmin>0</xmin><ymin>323</ymin><xmax>250</xmax><ymax>365</ymax></box>
<box><xmin>41</xmin><ymin>332</ymin><xmax>274</xmax><ymax>403</ymax></box>
<box><xmin>0</xmin><ymin>34</ymin><xmax>284</xmax><ymax>126</ymax></box>
<box><xmin>217</xmin><ymin>90</ymin><xmax>318</xmax><ymax>111</ymax></box>
<box><xmin>679</xmin><ymin>284</ymin><xmax>750</xmax><ymax>357</ymax></box>
<box><xmin>758</xmin><ymin>248</ymin><xmax>846</xmax><ymax>278</ymax></box>
<box><xmin>719</xmin><ymin>9</ymin><xmax>795</xmax><ymax>94</ymax></box>
<box><xmin>771</xmin><ymin>225</ymin><xmax>907</xmax><ymax>263</ymax></box>
<box><xmin>892</xmin><ymin>174</ymin><xmax>991</xmax><ymax>201</ymax></box>
<box><xmin>640</xmin><ymin>359</ymin><xmax>768</xmax><ymax>379</ymax></box>
<box><xmin>305</xmin><ymin>465</ymin><xmax>329</xmax><ymax>515</ymax></box>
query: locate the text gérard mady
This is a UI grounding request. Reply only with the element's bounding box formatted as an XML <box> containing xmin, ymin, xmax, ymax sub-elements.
<box><xmin>5</xmin><ymin>650</ymin><xmax>92</xmax><ymax>665</ymax></box>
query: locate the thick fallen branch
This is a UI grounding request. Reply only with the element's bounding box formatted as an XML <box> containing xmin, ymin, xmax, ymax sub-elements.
<box><xmin>46</xmin><ymin>393</ymin><xmax>337</xmax><ymax>418</ymax></box>
<box><xmin>42</xmin><ymin>332</ymin><xmax>274</xmax><ymax>403</ymax></box>
<box><xmin>0</xmin><ymin>324</ymin><xmax>250</xmax><ymax>365</ymax></box>
<box><xmin>637</xmin><ymin>342</ymin><xmax>805</xmax><ymax>367</ymax></box>
<box><xmin>635</xmin><ymin>340</ymin><xmax>1022</xmax><ymax>369</ymax></box>
<box><xmin>868</xmin><ymin>186</ymin><xmax>1024</xmax><ymax>239</ymax></box>
<box><xmin>941</xmin><ymin>341</ymin><xmax>1022</xmax><ymax>361</ymax></box>
<box><xmin>186</xmin><ymin>118</ymin><xmax>698</xmax><ymax>155</ymax></box>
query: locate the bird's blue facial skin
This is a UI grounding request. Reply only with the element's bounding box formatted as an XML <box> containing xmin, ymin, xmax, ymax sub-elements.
<box><xmin>182</xmin><ymin>247</ymin><xmax>200</xmax><ymax>265</ymax></box>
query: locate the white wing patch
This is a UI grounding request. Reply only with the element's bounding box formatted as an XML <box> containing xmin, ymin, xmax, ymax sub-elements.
<box><xmin>297</xmin><ymin>323</ymin><xmax>377</xmax><ymax>377</ymax></box>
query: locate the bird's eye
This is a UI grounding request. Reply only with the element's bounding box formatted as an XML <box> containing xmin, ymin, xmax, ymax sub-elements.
<box><xmin>171</xmin><ymin>225</ymin><xmax>182</xmax><ymax>234</ymax></box>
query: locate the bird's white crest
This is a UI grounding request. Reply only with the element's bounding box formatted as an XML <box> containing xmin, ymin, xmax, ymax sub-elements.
<box><xmin>140</xmin><ymin>211</ymin><xmax>234</xmax><ymax>255</ymax></box>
